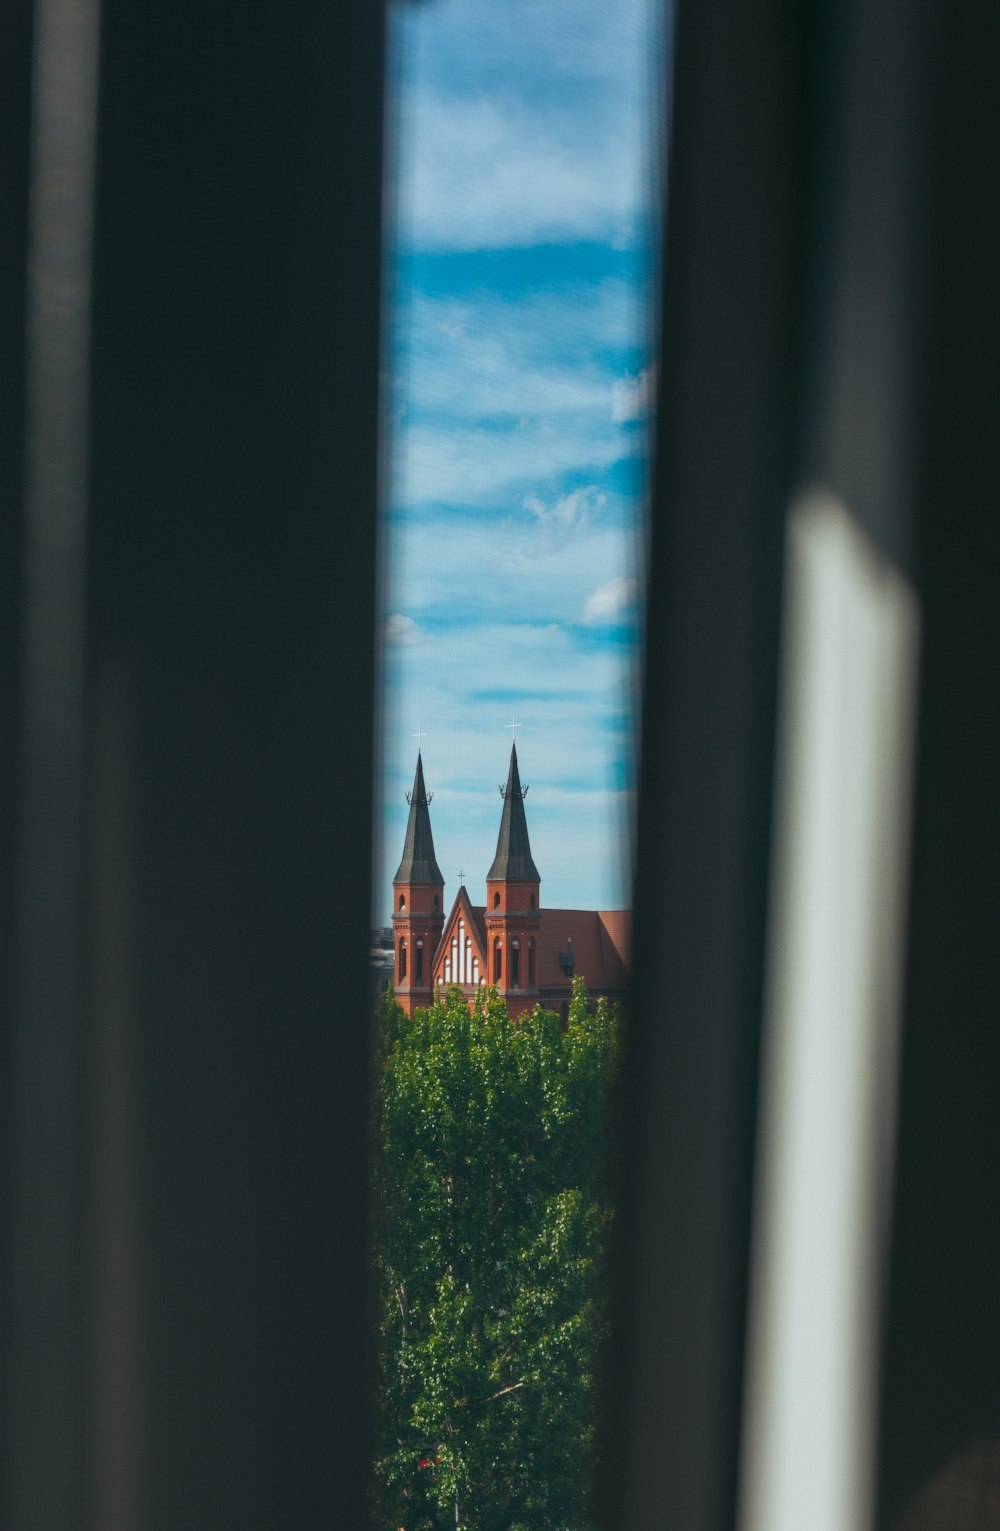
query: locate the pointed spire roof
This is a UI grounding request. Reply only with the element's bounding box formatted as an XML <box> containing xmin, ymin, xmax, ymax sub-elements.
<box><xmin>487</xmin><ymin>742</ymin><xmax>540</xmax><ymax>883</ymax></box>
<box><xmin>394</xmin><ymin>752</ymin><xmax>444</xmax><ymax>885</ymax></box>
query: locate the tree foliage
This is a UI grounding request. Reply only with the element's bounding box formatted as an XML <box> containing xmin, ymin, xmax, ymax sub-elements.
<box><xmin>371</xmin><ymin>979</ymin><xmax>620</xmax><ymax>1531</ymax></box>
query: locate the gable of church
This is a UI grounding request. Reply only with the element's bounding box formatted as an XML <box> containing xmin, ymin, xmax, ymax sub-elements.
<box><xmin>431</xmin><ymin>886</ymin><xmax>488</xmax><ymax>992</ymax></box>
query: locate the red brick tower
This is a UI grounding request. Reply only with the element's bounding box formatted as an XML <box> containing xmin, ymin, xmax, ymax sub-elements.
<box><xmin>392</xmin><ymin>752</ymin><xmax>445</xmax><ymax>1016</ymax></box>
<box><xmin>485</xmin><ymin>742</ymin><xmax>541</xmax><ymax>1020</ymax></box>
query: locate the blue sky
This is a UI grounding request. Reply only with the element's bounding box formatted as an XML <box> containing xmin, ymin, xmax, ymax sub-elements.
<box><xmin>375</xmin><ymin>0</ymin><xmax>661</xmax><ymax>924</ymax></box>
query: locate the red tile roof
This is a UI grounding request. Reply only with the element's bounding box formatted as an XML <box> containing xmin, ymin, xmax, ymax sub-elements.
<box><xmin>535</xmin><ymin>908</ymin><xmax>631</xmax><ymax>992</ymax></box>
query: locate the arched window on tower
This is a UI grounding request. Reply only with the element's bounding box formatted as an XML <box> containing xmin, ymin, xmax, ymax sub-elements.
<box><xmin>493</xmin><ymin>938</ymin><xmax>502</xmax><ymax>984</ymax></box>
<box><xmin>398</xmin><ymin>893</ymin><xmax>406</xmax><ymax>911</ymax></box>
<box><xmin>528</xmin><ymin>938</ymin><xmax>535</xmax><ymax>988</ymax></box>
<box><xmin>415</xmin><ymin>939</ymin><xmax>423</xmax><ymax>983</ymax></box>
<box><xmin>493</xmin><ymin>891</ymin><xmax>500</xmax><ymax>909</ymax></box>
<box><xmin>511</xmin><ymin>938</ymin><xmax>520</xmax><ymax>989</ymax></box>
<box><xmin>398</xmin><ymin>938</ymin><xmax>407</xmax><ymax>982</ymax></box>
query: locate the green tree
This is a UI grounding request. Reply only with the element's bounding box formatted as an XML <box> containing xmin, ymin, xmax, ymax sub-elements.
<box><xmin>371</xmin><ymin>979</ymin><xmax>620</xmax><ymax>1531</ymax></box>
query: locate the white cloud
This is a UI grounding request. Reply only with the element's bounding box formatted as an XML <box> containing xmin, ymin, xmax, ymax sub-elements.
<box><xmin>399</xmin><ymin>281</ymin><xmax>646</xmax><ymax>380</ymax></box>
<box><xmin>523</xmin><ymin>485</ymin><xmax>606</xmax><ymax>531</ymax></box>
<box><xmin>386</xmin><ymin>278</ymin><xmax>653</xmax><ymax>515</ymax></box>
<box><xmin>611</xmin><ymin>363</ymin><xmax>657</xmax><ymax>423</ymax></box>
<box><xmin>383</xmin><ymin>500</ymin><xmax>634</xmax><ymax>632</ymax></box>
<box><xmin>395</xmin><ymin>0</ymin><xmax>656</xmax><ymax>101</ymax></box>
<box><xmin>382</xmin><ymin>613</ymin><xmax>425</xmax><ymax>646</ymax></box>
<box><xmin>399</xmin><ymin>96</ymin><xmax>641</xmax><ymax>252</ymax></box>
<box><xmin>393</xmin><ymin>418</ymin><xmax>630</xmax><ymax>511</ymax></box>
<box><xmin>391</xmin><ymin>0</ymin><xmax>663</xmax><ymax>253</ymax></box>
<box><xmin>582</xmin><ymin>575</ymin><xmax>639</xmax><ymax>625</ymax></box>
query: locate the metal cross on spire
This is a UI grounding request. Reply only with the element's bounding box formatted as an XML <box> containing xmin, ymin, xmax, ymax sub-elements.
<box><xmin>405</xmin><ymin>725</ymin><xmax>432</xmax><ymax>805</ymax></box>
<box><xmin>499</xmin><ymin>717</ymin><xmax>529</xmax><ymax>800</ymax></box>
<box><xmin>458</xmin><ymin>869</ymin><xmax>465</xmax><ymax>887</ymax></box>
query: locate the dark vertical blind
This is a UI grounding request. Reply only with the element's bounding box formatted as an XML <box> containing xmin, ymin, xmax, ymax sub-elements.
<box><xmin>606</xmin><ymin>1</ymin><xmax>804</xmax><ymax>1524</ymax></box>
<box><xmin>4</xmin><ymin>2</ymin><xmax>386</xmax><ymax>1527</ymax></box>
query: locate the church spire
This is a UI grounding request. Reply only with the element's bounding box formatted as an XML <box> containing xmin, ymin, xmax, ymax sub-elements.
<box><xmin>486</xmin><ymin>742</ymin><xmax>540</xmax><ymax>883</ymax></box>
<box><xmin>394</xmin><ymin>751</ymin><xmax>444</xmax><ymax>884</ymax></box>
<box><xmin>392</xmin><ymin>752</ymin><xmax>445</xmax><ymax>1017</ymax></box>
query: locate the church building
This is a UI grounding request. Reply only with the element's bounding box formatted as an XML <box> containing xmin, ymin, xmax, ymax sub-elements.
<box><xmin>391</xmin><ymin>744</ymin><xmax>630</xmax><ymax>1020</ymax></box>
